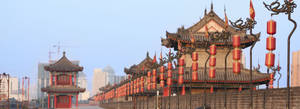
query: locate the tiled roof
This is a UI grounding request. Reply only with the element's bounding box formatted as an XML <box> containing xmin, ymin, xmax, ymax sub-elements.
<box><xmin>44</xmin><ymin>52</ymin><xmax>83</xmax><ymax>72</ymax></box>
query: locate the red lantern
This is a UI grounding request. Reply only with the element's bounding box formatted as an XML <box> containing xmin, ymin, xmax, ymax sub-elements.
<box><xmin>210</xmin><ymin>44</ymin><xmax>217</xmax><ymax>55</ymax></box>
<box><xmin>192</xmin><ymin>52</ymin><xmax>198</xmax><ymax>61</ymax></box>
<box><xmin>209</xmin><ymin>67</ymin><xmax>216</xmax><ymax>78</ymax></box>
<box><xmin>160</xmin><ymin>80</ymin><xmax>164</xmax><ymax>88</ymax></box>
<box><xmin>178</xmin><ymin>75</ymin><xmax>184</xmax><ymax>85</ymax></box>
<box><xmin>160</xmin><ymin>73</ymin><xmax>164</xmax><ymax>80</ymax></box>
<box><xmin>265</xmin><ymin>52</ymin><xmax>275</xmax><ymax>68</ymax></box>
<box><xmin>209</xmin><ymin>56</ymin><xmax>216</xmax><ymax>66</ymax></box>
<box><xmin>192</xmin><ymin>62</ymin><xmax>198</xmax><ymax>71</ymax></box>
<box><xmin>210</xmin><ymin>86</ymin><xmax>214</xmax><ymax>93</ymax></box>
<box><xmin>267</xmin><ymin>20</ymin><xmax>276</xmax><ymax>35</ymax></box>
<box><xmin>232</xmin><ymin>48</ymin><xmax>241</xmax><ymax>60</ymax></box>
<box><xmin>160</xmin><ymin>66</ymin><xmax>165</xmax><ymax>73</ymax></box>
<box><xmin>153</xmin><ymin>69</ymin><xmax>157</xmax><ymax>76</ymax></box>
<box><xmin>238</xmin><ymin>86</ymin><xmax>242</xmax><ymax>92</ymax></box>
<box><xmin>168</xmin><ymin>62</ymin><xmax>172</xmax><ymax>70</ymax></box>
<box><xmin>178</xmin><ymin>67</ymin><xmax>184</xmax><ymax>75</ymax></box>
<box><xmin>147</xmin><ymin>71</ymin><xmax>151</xmax><ymax>77</ymax></box>
<box><xmin>232</xmin><ymin>35</ymin><xmax>240</xmax><ymax>47</ymax></box>
<box><xmin>167</xmin><ymin>70</ymin><xmax>172</xmax><ymax>78</ymax></box>
<box><xmin>179</xmin><ymin>58</ymin><xmax>185</xmax><ymax>66</ymax></box>
<box><xmin>181</xmin><ymin>86</ymin><xmax>186</xmax><ymax>95</ymax></box>
<box><xmin>131</xmin><ymin>82</ymin><xmax>133</xmax><ymax>94</ymax></box>
<box><xmin>266</xmin><ymin>36</ymin><xmax>276</xmax><ymax>51</ymax></box>
<box><xmin>192</xmin><ymin>71</ymin><xmax>198</xmax><ymax>81</ymax></box>
<box><xmin>152</xmin><ymin>82</ymin><xmax>156</xmax><ymax>89</ymax></box>
<box><xmin>270</xmin><ymin>73</ymin><xmax>274</xmax><ymax>79</ymax></box>
<box><xmin>137</xmin><ymin>78</ymin><xmax>140</xmax><ymax>93</ymax></box>
<box><xmin>167</xmin><ymin>78</ymin><xmax>172</xmax><ymax>86</ymax></box>
<box><xmin>233</xmin><ymin>61</ymin><xmax>241</xmax><ymax>74</ymax></box>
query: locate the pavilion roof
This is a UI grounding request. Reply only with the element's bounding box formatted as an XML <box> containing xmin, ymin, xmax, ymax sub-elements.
<box><xmin>44</xmin><ymin>52</ymin><xmax>83</xmax><ymax>72</ymax></box>
<box><xmin>124</xmin><ymin>52</ymin><xmax>155</xmax><ymax>74</ymax></box>
<box><xmin>161</xmin><ymin>9</ymin><xmax>260</xmax><ymax>50</ymax></box>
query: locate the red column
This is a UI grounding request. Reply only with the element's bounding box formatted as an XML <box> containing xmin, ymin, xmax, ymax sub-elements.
<box><xmin>74</xmin><ymin>74</ymin><xmax>76</xmax><ymax>86</ymax></box>
<box><xmin>69</xmin><ymin>95</ymin><xmax>72</xmax><ymax>108</ymax></box>
<box><xmin>48</xmin><ymin>94</ymin><xmax>50</xmax><ymax>109</ymax></box>
<box><xmin>54</xmin><ymin>94</ymin><xmax>56</xmax><ymax>108</ymax></box>
<box><xmin>69</xmin><ymin>74</ymin><xmax>72</xmax><ymax>85</ymax></box>
<box><xmin>76</xmin><ymin>94</ymin><xmax>78</xmax><ymax>107</ymax></box>
<box><xmin>55</xmin><ymin>75</ymin><xmax>57</xmax><ymax>86</ymax></box>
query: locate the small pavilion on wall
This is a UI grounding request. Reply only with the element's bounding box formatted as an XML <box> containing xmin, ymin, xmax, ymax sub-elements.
<box><xmin>42</xmin><ymin>52</ymin><xmax>85</xmax><ymax>109</ymax></box>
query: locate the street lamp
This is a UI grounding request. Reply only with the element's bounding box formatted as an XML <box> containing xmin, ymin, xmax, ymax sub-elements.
<box><xmin>263</xmin><ymin>1</ymin><xmax>297</xmax><ymax>109</ymax></box>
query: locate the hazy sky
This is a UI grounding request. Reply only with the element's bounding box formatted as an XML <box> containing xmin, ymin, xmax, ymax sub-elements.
<box><xmin>0</xmin><ymin>0</ymin><xmax>299</xmax><ymax>91</ymax></box>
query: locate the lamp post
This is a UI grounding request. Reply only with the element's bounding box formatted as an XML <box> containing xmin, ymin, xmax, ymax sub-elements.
<box><xmin>230</xmin><ymin>17</ymin><xmax>258</xmax><ymax>109</ymax></box>
<box><xmin>263</xmin><ymin>1</ymin><xmax>297</xmax><ymax>109</ymax></box>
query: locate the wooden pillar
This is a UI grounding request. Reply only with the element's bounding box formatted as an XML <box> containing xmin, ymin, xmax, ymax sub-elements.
<box><xmin>48</xmin><ymin>94</ymin><xmax>50</xmax><ymax>109</ymax></box>
<box><xmin>69</xmin><ymin>95</ymin><xmax>72</xmax><ymax>108</ymax></box>
<box><xmin>54</xmin><ymin>94</ymin><xmax>56</xmax><ymax>108</ymax></box>
<box><xmin>76</xmin><ymin>94</ymin><xmax>78</xmax><ymax>107</ymax></box>
<box><xmin>69</xmin><ymin>74</ymin><xmax>72</xmax><ymax>85</ymax></box>
<box><xmin>74</xmin><ymin>73</ymin><xmax>76</xmax><ymax>86</ymax></box>
<box><xmin>55</xmin><ymin>75</ymin><xmax>57</xmax><ymax>86</ymax></box>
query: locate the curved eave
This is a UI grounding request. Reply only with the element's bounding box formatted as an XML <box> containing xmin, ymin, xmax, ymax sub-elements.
<box><xmin>41</xmin><ymin>88</ymin><xmax>85</xmax><ymax>93</ymax></box>
<box><xmin>44</xmin><ymin>67</ymin><xmax>83</xmax><ymax>72</ymax></box>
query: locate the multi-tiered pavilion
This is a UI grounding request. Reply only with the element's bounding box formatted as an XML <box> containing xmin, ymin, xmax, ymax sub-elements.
<box><xmin>42</xmin><ymin>52</ymin><xmax>85</xmax><ymax>108</ymax></box>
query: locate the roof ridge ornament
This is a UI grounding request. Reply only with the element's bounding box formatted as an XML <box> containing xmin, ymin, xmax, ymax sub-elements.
<box><xmin>211</xmin><ymin>1</ymin><xmax>214</xmax><ymax>11</ymax></box>
<box><xmin>63</xmin><ymin>51</ymin><xmax>66</xmax><ymax>57</ymax></box>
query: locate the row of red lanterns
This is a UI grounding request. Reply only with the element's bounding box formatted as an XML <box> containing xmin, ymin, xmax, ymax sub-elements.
<box><xmin>232</xmin><ymin>35</ymin><xmax>241</xmax><ymax>74</ymax></box>
<box><xmin>178</xmin><ymin>57</ymin><xmax>185</xmax><ymax>95</ymax></box>
<box><xmin>266</xmin><ymin>20</ymin><xmax>277</xmax><ymax>88</ymax></box>
<box><xmin>192</xmin><ymin>52</ymin><xmax>198</xmax><ymax>81</ymax></box>
<box><xmin>209</xmin><ymin>44</ymin><xmax>216</xmax><ymax>78</ymax></box>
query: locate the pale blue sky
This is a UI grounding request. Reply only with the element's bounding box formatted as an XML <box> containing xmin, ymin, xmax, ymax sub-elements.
<box><xmin>0</xmin><ymin>0</ymin><xmax>299</xmax><ymax>91</ymax></box>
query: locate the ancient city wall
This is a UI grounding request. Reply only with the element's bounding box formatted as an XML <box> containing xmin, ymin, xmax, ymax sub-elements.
<box><xmin>100</xmin><ymin>87</ymin><xmax>300</xmax><ymax>109</ymax></box>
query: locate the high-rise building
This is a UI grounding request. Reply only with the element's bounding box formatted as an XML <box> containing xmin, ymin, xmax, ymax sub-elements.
<box><xmin>0</xmin><ymin>76</ymin><xmax>19</xmax><ymax>101</ymax></box>
<box><xmin>292</xmin><ymin>50</ymin><xmax>300</xmax><ymax>87</ymax></box>
<box><xmin>92</xmin><ymin>68</ymin><xmax>107</xmax><ymax>96</ymax></box>
<box><xmin>77</xmin><ymin>72</ymin><xmax>90</xmax><ymax>101</ymax></box>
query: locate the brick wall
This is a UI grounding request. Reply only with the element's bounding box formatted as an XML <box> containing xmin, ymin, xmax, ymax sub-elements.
<box><xmin>100</xmin><ymin>87</ymin><xmax>300</xmax><ymax>109</ymax></box>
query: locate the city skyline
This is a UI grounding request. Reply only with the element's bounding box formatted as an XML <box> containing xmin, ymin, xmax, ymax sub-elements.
<box><xmin>0</xmin><ymin>0</ymin><xmax>300</xmax><ymax>92</ymax></box>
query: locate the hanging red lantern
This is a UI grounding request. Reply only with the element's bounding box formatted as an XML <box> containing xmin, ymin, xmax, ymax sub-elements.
<box><xmin>238</xmin><ymin>86</ymin><xmax>242</xmax><ymax>92</ymax></box>
<box><xmin>192</xmin><ymin>62</ymin><xmax>198</xmax><ymax>71</ymax></box>
<box><xmin>209</xmin><ymin>67</ymin><xmax>216</xmax><ymax>78</ymax></box>
<box><xmin>167</xmin><ymin>78</ymin><xmax>172</xmax><ymax>86</ymax></box>
<box><xmin>167</xmin><ymin>70</ymin><xmax>172</xmax><ymax>78</ymax></box>
<box><xmin>209</xmin><ymin>56</ymin><xmax>216</xmax><ymax>66</ymax></box>
<box><xmin>270</xmin><ymin>73</ymin><xmax>274</xmax><ymax>79</ymax></box>
<box><xmin>181</xmin><ymin>86</ymin><xmax>186</xmax><ymax>95</ymax></box>
<box><xmin>134</xmin><ymin>79</ymin><xmax>136</xmax><ymax>94</ymax></box>
<box><xmin>152</xmin><ymin>70</ymin><xmax>157</xmax><ymax>89</ymax></box>
<box><xmin>232</xmin><ymin>35</ymin><xmax>240</xmax><ymax>47</ymax></box>
<box><xmin>232</xmin><ymin>48</ymin><xmax>241</xmax><ymax>60</ymax></box>
<box><xmin>210</xmin><ymin>44</ymin><xmax>217</xmax><ymax>55</ymax></box>
<box><xmin>168</xmin><ymin>62</ymin><xmax>173</xmax><ymax>70</ymax></box>
<box><xmin>233</xmin><ymin>61</ymin><xmax>241</xmax><ymax>74</ymax></box>
<box><xmin>179</xmin><ymin>58</ymin><xmax>185</xmax><ymax>66</ymax></box>
<box><xmin>210</xmin><ymin>86</ymin><xmax>214</xmax><ymax>93</ymax></box>
<box><xmin>178</xmin><ymin>75</ymin><xmax>184</xmax><ymax>85</ymax></box>
<box><xmin>153</xmin><ymin>69</ymin><xmax>157</xmax><ymax>76</ymax></box>
<box><xmin>131</xmin><ymin>82</ymin><xmax>133</xmax><ymax>94</ymax></box>
<box><xmin>192</xmin><ymin>71</ymin><xmax>198</xmax><ymax>81</ymax></box>
<box><xmin>267</xmin><ymin>20</ymin><xmax>276</xmax><ymax>35</ymax></box>
<box><xmin>266</xmin><ymin>36</ymin><xmax>276</xmax><ymax>51</ymax></box>
<box><xmin>192</xmin><ymin>52</ymin><xmax>198</xmax><ymax>61</ymax></box>
<box><xmin>137</xmin><ymin>78</ymin><xmax>140</xmax><ymax>93</ymax></box>
<box><xmin>160</xmin><ymin>80</ymin><xmax>164</xmax><ymax>88</ymax></box>
<box><xmin>265</xmin><ymin>52</ymin><xmax>275</xmax><ymax>68</ymax></box>
<box><xmin>160</xmin><ymin>72</ymin><xmax>164</xmax><ymax>80</ymax></box>
<box><xmin>160</xmin><ymin>66</ymin><xmax>165</xmax><ymax>74</ymax></box>
<box><xmin>147</xmin><ymin>71</ymin><xmax>151</xmax><ymax>77</ymax></box>
<box><xmin>179</xmin><ymin>67</ymin><xmax>184</xmax><ymax>75</ymax></box>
